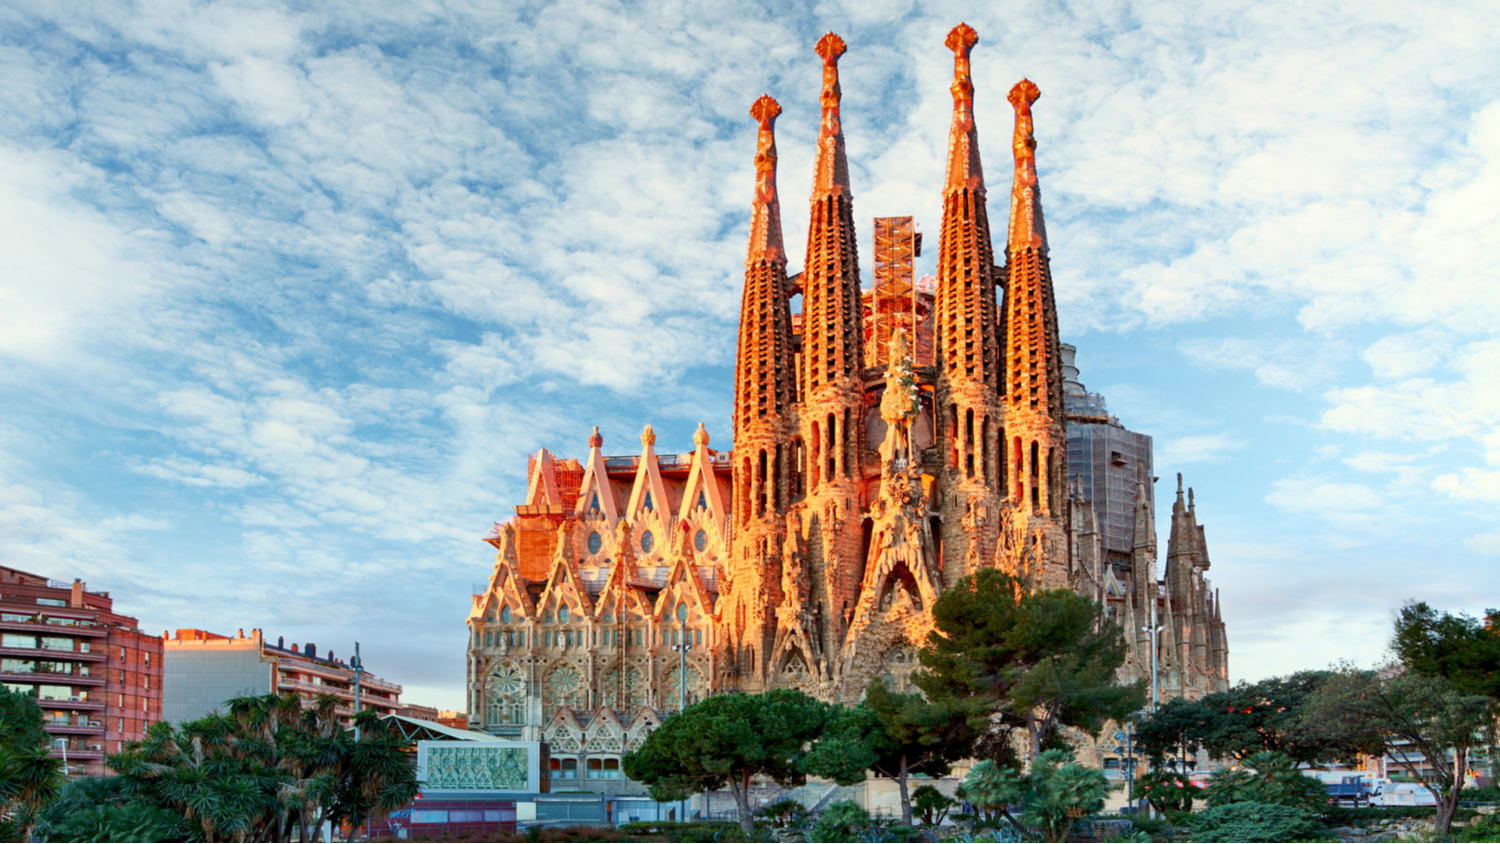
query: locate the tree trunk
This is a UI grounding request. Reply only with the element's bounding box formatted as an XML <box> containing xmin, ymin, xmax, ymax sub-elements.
<box><xmin>729</xmin><ymin>771</ymin><xmax>755</xmax><ymax>834</ymax></box>
<box><xmin>898</xmin><ymin>753</ymin><xmax>912</xmax><ymax>827</ymax></box>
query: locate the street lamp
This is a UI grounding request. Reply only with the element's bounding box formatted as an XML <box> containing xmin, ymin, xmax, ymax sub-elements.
<box><xmin>1142</xmin><ymin>599</ymin><xmax>1165</xmax><ymax>712</ymax></box>
<box><xmin>671</xmin><ymin>602</ymin><xmax>691</xmax><ymax>821</ymax></box>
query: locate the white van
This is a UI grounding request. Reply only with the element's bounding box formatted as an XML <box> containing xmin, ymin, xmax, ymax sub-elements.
<box><xmin>1370</xmin><ymin>782</ymin><xmax>1438</xmax><ymax>807</ymax></box>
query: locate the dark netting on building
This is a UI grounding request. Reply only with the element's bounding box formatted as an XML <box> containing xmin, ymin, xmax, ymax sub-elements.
<box><xmin>1062</xmin><ymin>344</ymin><xmax>1154</xmax><ymax>558</ymax></box>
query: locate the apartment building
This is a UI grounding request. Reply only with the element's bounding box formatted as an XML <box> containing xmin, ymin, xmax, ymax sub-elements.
<box><xmin>0</xmin><ymin>566</ymin><xmax>162</xmax><ymax>776</ymax></box>
<box><xmin>164</xmin><ymin>628</ymin><xmax>401</xmax><ymax>724</ymax></box>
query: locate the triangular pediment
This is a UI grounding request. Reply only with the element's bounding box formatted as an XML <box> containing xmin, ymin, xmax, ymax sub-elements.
<box><xmin>471</xmin><ymin>523</ymin><xmax>536</xmax><ymax>622</ymax></box>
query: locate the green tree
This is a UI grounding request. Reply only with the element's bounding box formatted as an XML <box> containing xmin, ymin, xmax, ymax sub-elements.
<box><xmin>1198</xmin><ymin>671</ymin><xmax>1371</xmax><ymax>764</ymax></box>
<box><xmin>1199</xmin><ymin>751</ymin><xmax>1326</xmax><ymax>811</ymax></box>
<box><xmin>915</xmin><ymin>568</ymin><xmax>1144</xmax><ymax>759</ymax></box>
<box><xmin>98</xmin><ymin>693</ymin><xmax>418</xmax><ymax>842</ymax></box>
<box><xmin>805</xmin><ymin>679</ymin><xmax>979</xmax><ymax>826</ymax></box>
<box><xmin>1133</xmin><ymin>696</ymin><xmax>1208</xmax><ymax>766</ymax></box>
<box><xmin>1021</xmin><ymin>749</ymin><xmax>1111</xmax><ymax>843</ymax></box>
<box><xmin>1394</xmin><ymin>602</ymin><xmax>1500</xmax><ymax>698</ymax></box>
<box><xmin>623</xmin><ymin>689</ymin><xmax>847</xmax><ymax>834</ymax></box>
<box><xmin>956</xmin><ymin>759</ymin><xmax>1025</xmax><ymax>827</ymax></box>
<box><xmin>1304</xmin><ymin>668</ymin><xmax>1496</xmax><ymax>834</ymax></box>
<box><xmin>0</xmin><ymin>686</ymin><xmax>64</xmax><ymax>841</ymax></box>
<box><xmin>910</xmin><ymin>784</ymin><xmax>955</xmax><ymax>827</ymax></box>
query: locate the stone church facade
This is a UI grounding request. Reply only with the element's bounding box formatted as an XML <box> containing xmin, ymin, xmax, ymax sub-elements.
<box><xmin>464</xmin><ymin>25</ymin><xmax>1229</xmax><ymax>784</ymax></box>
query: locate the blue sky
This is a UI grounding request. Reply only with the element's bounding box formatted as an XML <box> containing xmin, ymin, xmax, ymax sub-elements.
<box><xmin>1</xmin><ymin>0</ymin><xmax>1496</xmax><ymax>711</ymax></box>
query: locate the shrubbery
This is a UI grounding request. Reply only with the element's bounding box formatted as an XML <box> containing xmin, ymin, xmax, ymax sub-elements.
<box><xmin>809</xmin><ymin>800</ymin><xmax>870</xmax><ymax>843</ymax></box>
<box><xmin>1187</xmin><ymin>801</ymin><xmax>1324</xmax><ymax>843</ymax></box>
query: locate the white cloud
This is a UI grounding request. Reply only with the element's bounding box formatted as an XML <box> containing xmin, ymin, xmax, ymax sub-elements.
<box><xmin>1157</xmin><ymin>433</ymin><xmax>1244</xmax><ymax>466</ymax></box>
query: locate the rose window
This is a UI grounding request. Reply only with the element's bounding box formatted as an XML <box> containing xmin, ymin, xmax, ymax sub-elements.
<box><xmin>543</xmin><ymin>665</ymin><xmax>587</xmax><ymax>715</ymax></box>
<box><xmin>486</xmin><ymin>661</ymin><xmax>525</xmax><ymax>726</ymax></box>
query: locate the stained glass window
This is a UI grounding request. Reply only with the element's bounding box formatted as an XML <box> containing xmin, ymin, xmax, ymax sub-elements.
<box><xmin>587</xmin><ymin>532</ymin><xmax>602</xmax><ymax>554</ymax></box>
<box><xmin>543</xmin><ymin>666</ymin><xmax>586</xmax><ymax>715</ymax></box>
<box><xmin>694</xmin><ymin>529</ymin><xmax>708</xmax><ymax>552</ymax></box>
<box><xmin>640</xmin><ymin>531</ymin><xmax>654</xmax><ymax>553</ymax></box>
<box><xmin>485</xmin><ymin>662</ymin><xmax>525</xmax><ymax>726</ymax></box>
<box><xmin>500</xmin><ymin>606</ymin><xmax>512</xmax><ymax>624</ymax></box>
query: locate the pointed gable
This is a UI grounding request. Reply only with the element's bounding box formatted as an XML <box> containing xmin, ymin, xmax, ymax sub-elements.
<box><xmin>626</xmin><ymin>425</ymin><xmax>673</xmax><ymax>522</ymax></box>
<box><xmin>575</xmin><ymin>426</ymin><xmax>622</xmax><ymax>525</ymax></box>
<box><xmin>536</xmin><ymin>523</ymin><xmax>595</xmax><ymax>619</ymax></box>
<box><xmin>677</xmin><ymin>423</ymin><xmax>728</xmax><ymax>531</ymax></box>
<box><xmin>472</xmin><ymin>523</ymin><xmax>536</xmax><ymax>623</ymax></box>
<box><xmin>526</xmin><ymin>448</ymin><xmax>562</xmax><ymax>506</ymax></box>
<box><xmin>652</xmin><ymin>543</ymin><xmax>716</xmax><ymax>627</ymax></box>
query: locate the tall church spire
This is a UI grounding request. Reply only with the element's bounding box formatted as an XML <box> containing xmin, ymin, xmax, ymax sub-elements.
<box><xmin>733</xmin><ymin>94</ymin><xmax>797</xmax><ymax>525</ymax></box>
<box><xmin>727</xmin><ymin>93</ymin><xmax>798</xmax><ymax>693</ymax></box>
<box><xmin>800</xmin><ymin>31</ymin><xmax>864</xmax><ymax>493</ymax></box>
<box><xmin>797</xmin><ymin>31</ymin><xmax>866</xmax><ymax>672</ymax></box>
<box><xmin>1002</xmin><ymin>78</ymin><xmax>1066</xmax><ymax>522</ymax></box>
<box><xmin>932</xmin><ymin>23</ymin><xmax>1004</xmax><ymax>586</ymax></box>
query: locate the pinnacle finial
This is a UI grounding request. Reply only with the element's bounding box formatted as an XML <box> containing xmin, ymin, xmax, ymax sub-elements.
<box><xmin>1177</xmin><ymin>472</ymin><xmax>1183</xmax><ymax>493</ymax></box>
<box><xmin>942</xmin><ymin>24</ymin><xmax>984</xmax><ymax>194</ymax></box>
<box><xmin>946</xmin><ymin>23</ymin><xmax>978</xmax><ymax>102</ymax></box>
<box><xmin>811</xmin><ymin>32</ymin><xmax>851</xmax><ymax>199</ymax></box>
<box><xmin>588</xmin><ymin>425</ymin><xmax>603</xmax><ymax>449</ymax></box>
<box><xmin>641</xmin><ymin>424</ymin><xmax>656</xmax><ymax>448</ymax></box>
<box><xmin>694</xmin><ymin>422</ymin><xmax>710</xmax><ymax>447</ymax></box>
<box><xmin>816</xmin><ymin>32</ymin><xmax>848</xmax><ymax>112</ymax></box>
<box><xmin>746</xmin><ymin>94</ymin><xmax>787</xmax><ymax>264</ymax></box>
<box><xmin>1007</xmin><ymin>78</ymin><xmax>1048</xmax><ymax>250</ymax></box>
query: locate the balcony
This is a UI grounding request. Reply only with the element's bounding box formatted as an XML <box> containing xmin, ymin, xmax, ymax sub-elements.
<box><xmin>0</xmin><ymin>646</ymin><xmax>105</xmax><ymax>662</ymax></box>
<box><xmin>0</xmin><ymin>619</ymin><xmax>108</xmax><ymax>637</ymax></box>
<box><xmin>44</xmin><ymin>722</ymin><xmax>105</xmax><ymax>735</ymax></box>
<box><xmin>38</xmin><ymin>697</ymin><xmax>104</xmax><ymax>711</ymax></box>
<box><xmin>0</xmin><ymin>670</ymin><xmax>105</xmax><ymax>686</ymax></box>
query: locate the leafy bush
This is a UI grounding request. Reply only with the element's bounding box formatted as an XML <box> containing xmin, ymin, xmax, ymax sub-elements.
<box><xmin>1458</xmin><ymin>811</ymin><xmax>1500</xmax><ymax>842</ymax></box>
<box><xmin>811</xmin><ymin>800</ymin><xmax>873</xmax><ymax>843</ymax></box>
<box><xmin>1201</xmin><ymin>752</ymin><xmax>1328</xmax><ymax>811</ymax></box>
<box><xmin>1130</xmin><ymin>769</ymin><xmax>1200</xmax><ymax>813</ymax></box>
<box><xmin>618</xmin><ymin>820</ymin><xmax>760</xmax><ymax>840</ymax></box>
<box><xmin>1126</xmin><ymin>814</ymin><xmax>1173</xmax><ymax>838</ymax></box>
<box><xmin>1321</xmin><ymin>805</ymin><xmax>1437</xmax><ymax>824</ymax></box>
<box><xmin>956</xmin><ymin>760</ymin><xmax>1025</xmax><ymax>825</ymax></box>
<box><xmin>1188</xmin><ymin>801</ymin><xmax>1325</xmax><ymax>843</ymax></box>
<box><xmin>758</xmin><ymin>798</ymin><xmax>809</xmax><ymax>828</ymax></box>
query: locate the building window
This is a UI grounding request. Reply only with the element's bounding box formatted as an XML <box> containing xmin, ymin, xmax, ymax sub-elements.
<box><xmin>587</xmin><ymin>758</ymin><xmax>621</xmax><ymax>779</ymax></box>
<box><xmin>1</xmin><ymin>634</ymin><xmax>32</xmax><ymax>649</ymax></box>
<box><xmin>500</xmin><ymin>606</ymin><xmax>512</xmax><ymax>624</ymax></box>
<box><xmin>484</xmin><ymin>632</ymin><xmax>492</xmax><ymax>647</ymax></box>
<box><xmin>117</xmin><ymin>718</ymin><xmax>123</xmax><ymax>733</ymax></box>
<box><xmin>640</xmin><ymin>530</ymin><xmax>654</xmax><ymax>553</ymax></box>
<box><xmin>587</xmin><ymin>532</ymin><xmax>602</xmax><ymax>554</ymax></box>
<box><xmin>549</xmin><ymin>758</ymin><xmax>578</xmax><ymax>779</ymax></box>
<box><xmin>694</xmin><ymin>529</ymin><xmax>708</xmax><ymax>552</ymax></box>
<box><xmin>36</xmin><ymin>598</ymin><xmax>66</xmax><ymax>607</ymax></box>
<box><xmin>144</xmin><ymin>653</ymin><xmax>150</xmax><ymax>667</ymax></box>
<box><xmin>1</xmin><ymin>613</ymin><xmax>30</xmax><ymax>622</ymax></box>
<box><xmin>558</xmin><ymin>606</ymin><xmax>570</xmax><ymax>624</ymax></box>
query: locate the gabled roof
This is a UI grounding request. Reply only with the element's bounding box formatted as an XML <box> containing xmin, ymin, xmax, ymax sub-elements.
<box><xmin>381</xmin><ymin>715</ymin><xmax>496</xmax><ymax>743</ymax></box>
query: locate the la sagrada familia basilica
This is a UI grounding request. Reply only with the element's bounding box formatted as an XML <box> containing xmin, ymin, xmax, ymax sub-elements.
<box><xmin>466</xmin><ymin>25</ymin><xmax>1229</xmax><ymax>781</ymax></box>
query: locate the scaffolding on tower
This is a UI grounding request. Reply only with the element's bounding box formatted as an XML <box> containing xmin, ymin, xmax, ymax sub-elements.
<box><xmin>864</xmin><ymin>217</ymin><xmax>934</xmax><ymax>368</ymax></box>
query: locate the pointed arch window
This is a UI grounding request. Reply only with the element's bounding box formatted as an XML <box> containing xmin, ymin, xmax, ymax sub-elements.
<box><xmin>697</xmin><ymin>490</ymin><xmax>707</xmax><ymax>511</ymax></box>
<box><xmin>590</xmin><ymin>493</ymin><xmax>600</xmax><ymax>512</ymax></box>
<box><xmin>643</xmin><ymin>491</ymin><xmax>654</xmax><ymax>511</ymax></box>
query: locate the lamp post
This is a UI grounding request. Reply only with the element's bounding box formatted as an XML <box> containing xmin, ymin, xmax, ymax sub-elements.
<box><xmin>351</xmin><ymin>642</ymin><xmax>365</xmax><ymax>740</ymax></box>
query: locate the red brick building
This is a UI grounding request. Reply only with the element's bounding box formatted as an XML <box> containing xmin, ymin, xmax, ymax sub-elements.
<box><xmin>0</xmin><ymin>566</ymin><xmax>162</xmax><ymax>775</ymax></box>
